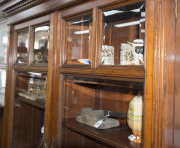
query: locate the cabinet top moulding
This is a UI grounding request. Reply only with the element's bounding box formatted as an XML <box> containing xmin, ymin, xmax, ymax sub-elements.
<box><xmin>1</xmin><ymin>0</ymin><xmax>84</xmax><ymax>24</ymax></box>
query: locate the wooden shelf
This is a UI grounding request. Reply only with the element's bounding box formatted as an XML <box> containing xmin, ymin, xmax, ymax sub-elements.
<box><xmin>63</xmin><ymin>118</ymin><xmax>142</xmax><ymax>148</ymax></box>
<box><xmin>16</xmin><ymin>96</ymin><xmax>45</xmax><ymax>109</ymax></box>
<box><xmin>60</xmin><ymin>66</ymin><xmax>145</xmax><ymax>82</ymax></box>
<box><xmin>13</xmin><ymin>64</ymin><xmax>48</xmax><ymax>73</ymax></box>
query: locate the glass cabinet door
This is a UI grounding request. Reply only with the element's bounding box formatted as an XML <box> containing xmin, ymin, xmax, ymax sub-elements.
<box><xmin>100</xmin><ymin>1</ymin><xmax>145</xmax><ymax>66</ymax></box>
<box><xmin>64</xmin><ymin>14</ymin><xmax>92</xmax><ymax>65</ymax></box>
<box><xmin>60</xmin><ymin>77</ymin><xmax>144</xmax><ymax>147</ymax></box>
<box><xmin>33</xmin><ymin>25</ymin><xmax>50</xmax><ymax>64</ymax></box>
<box><xmin>12</xmin><ymin>72</ymin><xmax>47</xmax><ymax>148</ymax></box>
<box><xmin>16</xmin><ymin>30</ymin><xmax>29</xmax><ymax>64</ymax></box>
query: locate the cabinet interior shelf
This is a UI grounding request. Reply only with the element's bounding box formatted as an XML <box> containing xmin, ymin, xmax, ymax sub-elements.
<box><xmin>16</xmin><ymin>96</ymin><xmax>45</xmax><ymax>109</ymax></box>
<box><xmin>63</xmin><ymin>118</ymin><xmax>142</xmax><ymax>148</ymax></box>
<box><xmin>60</xmin><ymin>67</ymin><xmax>145</xmax><ymax>82</ymax></box>
<box><xmin>13</xmin><ymin>64</ymin><xmax>48</xmax><ymax>73</ymax></box>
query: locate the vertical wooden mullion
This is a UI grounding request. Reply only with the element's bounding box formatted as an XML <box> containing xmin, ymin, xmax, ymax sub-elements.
<box><xmin>44</xmin><ymin>11</ymin><xmax>57</xmax><ymax>147</ymax></box>
<box><xmin>50</xmin><ymin>11</ymin><xmax>62</xmax><ymax>148</ymax></box>
<box><xmin>144</xmin><ymin>0</ymin><xmax>155</xmax><ymax>147</ymax></box>
<box><xmin>56</xmin><ymin>11</ymin><xmax>66</xmax><ymax>147</ymax></box>
<box><xmin>2</xmin><ymin>25</ymin><xmax>17</xmax><ymax>148</ymax></box>
<box><xmin>91</xmin><ymin>7</ymin><xmax>99</xmax><ymax>69</ymax></box>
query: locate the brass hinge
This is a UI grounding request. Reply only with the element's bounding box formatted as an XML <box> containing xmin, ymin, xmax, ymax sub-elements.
<box><xmin>44</xmin><ymin>137</ymin><xmax>48</xmax><ymax>148</ymax></box>
<box><xmin>51</xmin><ymin>139</ymin><xmax>55</xmax><ymax>148</ymax></box>
<box><xmin>175</xmin><ymin>0</ymin><xmax>178</xmax><ymax>18</ymax></box>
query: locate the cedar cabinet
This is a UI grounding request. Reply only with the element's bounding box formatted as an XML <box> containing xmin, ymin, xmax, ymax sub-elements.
<box><xmin>1</xmin><ymin>0</ymin><xmax>180</xmax><ymax>148</ymax></box>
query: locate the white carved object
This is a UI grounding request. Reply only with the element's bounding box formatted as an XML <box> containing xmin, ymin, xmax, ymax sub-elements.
<box><xmin>120</xmin><ymin>39</ymin><xmax>144</xmax><ymax>65</ymax></box>
<box><xmin>101</xmin><ymin>45</ymin><xmax>114</xmax><ymax>65</ymax></box>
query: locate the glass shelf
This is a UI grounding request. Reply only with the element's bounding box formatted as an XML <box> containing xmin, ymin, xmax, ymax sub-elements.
<box><xmin>64</xmin><ymin>14</ymin><xmax>92</xmax><ymax>65</ymax></box>
<box><xmin>100</xmin><ymin>1</ymin><xmax>145</xmax><ymax>66</ymax></box>
<box><xmin>16</xmin><ymin>29</ymin><xmax>29</xmax><ymax>64</ymax></box>
<box><xmin>33</xmin><ymin>25</ymin><xmax>50</xmax><ymax>64</ymax></box>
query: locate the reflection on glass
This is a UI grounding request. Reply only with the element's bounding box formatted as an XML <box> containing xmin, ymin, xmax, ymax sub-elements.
<box><xmin>12</xmin><ymin>72</ymin><xmax>47</xmax><ymax>147</ymax></box>
<box><xmin>0</xmin><ymin>70</ymin><xmax>6</xmax><ymax>107</ymax></box>
<box><xmin>65</xmin><ymin>15</ymin><xmax>92</xmax><ymax>65</ymax></box>
<box><xmin>0</xmin><ymin>21</ymin><xmax>9</xmax><ymax>64</ymax></box>
<box><xmin>17</xmin><ymin>30</ymin><xmax>29</xmax><ymax>63</ymax></box>
<box><xmin>33</xmin><ymin>25</ymin><xmax>50</xmax><ymax>64</ymax></box>
<box><xmin>101</xmin><ymin>1</ymin><xmax>145</xmax><ymax>66</ymax></box>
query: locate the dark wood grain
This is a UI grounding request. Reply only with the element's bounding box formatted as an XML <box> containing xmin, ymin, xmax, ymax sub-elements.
<box><xmin>63</xmin><ymin>118</ymin><xmax>142</xmax><ymax>148</ymax></box>
<box><xmin>174</xmin><ymin>0</ymin><xmax>180</xmax><ymax>147</ymax></box>
<box><xmin>13</xmin><ymin>64</ymin><xmax>48</xmax><ymax>72</ymax></box>
<box><xmin>60</xmin><ymin>66</ymin><xmax>145</xmax><ymax>82</ymax></box>
<box><xmin>16</xmin><ymin>96</ymin><xmax>45</xmax><ymax>109</ymax></box>
<box><xmin>12</xmin><ymin>99</ymin><xmax>44</xmax><ymax>148</ymax></box>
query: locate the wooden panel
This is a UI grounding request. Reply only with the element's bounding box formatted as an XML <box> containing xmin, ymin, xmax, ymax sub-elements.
<box><xmin>12</xmin><ymin>100</ymin><xmax>44</xmax><ymax>148</ymax></box>
<box><xmin>174</xmin><ymin>0</ymin><xmax>180</xmax><ymax>147</ymax></box>
<box><xmin>14</xmin><ymin>15</ymin><xmax>51</xmax><ymax>31</ymax></box>
<box><xmin>61</xmin><ymin>126</ymin><xmax>112</xmax><ymax>148</ymax></box>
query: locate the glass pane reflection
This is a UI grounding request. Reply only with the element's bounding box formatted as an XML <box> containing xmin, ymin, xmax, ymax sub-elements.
<box><xmin>33</xmin><ymin>25</ymin><xmax>50</xmax><ymax>64</ymax></box>
<box><xmin>0</xmin><ymin>70</ymin><xmax>6</xmax><ymax>107</ymax></box>
<box><xmin>0</xmin><ymin>21</ymin><xmax>9</xmax><ymax>64</ymax></box>
<box><xmin>65</xmin><ymin>15</ymin><xmax>92</xmax><ymax>65</ymax></box>
<box><xmin>17</xmin><ymin>30</ymin><xmax>29</xmax><ymax>64</ymax></box>
<box><xmin>101</xmin><ymin>1</ymin><xmax>145</xmax><ymax>66</ymax></box>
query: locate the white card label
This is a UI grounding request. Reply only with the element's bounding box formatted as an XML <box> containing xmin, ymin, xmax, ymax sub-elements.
<box><xmin>41</xmin><ymin>126</ymin><xmax>44</xmax><ymax>133</ymax></box>
<box><xmin>128</xmin><ymin>134</ymin><xmax>136</xmax><ymax>141</ymax></box>
<box><xmin>94</xmin><ymin>120</ymin><xmax>103</xmax><ymax>128</ymax></box>
<box><xmin>29</xmin><ymin>78</ymin><xmax>33</xmax><ymax>84</ymax></box>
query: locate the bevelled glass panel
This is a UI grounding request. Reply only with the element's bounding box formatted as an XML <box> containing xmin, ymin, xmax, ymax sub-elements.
<box><xmin>17</xmin><ymin>30</ymin><xmax>29</xmax><ymax>64</ymax></box>
<box><xmin>0</xmin><ymin>69</ymin><xmax>6</xmax><ymax>107</ymax></box>
<box><xmin>0</xmin><ymin>21</ymin><xmax>9</xmax><ymax>64</ymax></box>
<box><xmin>12</xmin><ymin>72</ymin><xmax>47</xmax><ymax>148</ymax></box>
<box><xmin>65</xmin><ymin>15</ymin><xmax>92</xmax><ymax>65</ymax></box>
<box><xmin>33</xmin><ymin>25</ymin><xmax>50</xmax><ymax>64</ymax></box>
<box><xmin>101</xmin><ymin>1</ymin><xmax>145</xmax><ymax>66</ymax></box>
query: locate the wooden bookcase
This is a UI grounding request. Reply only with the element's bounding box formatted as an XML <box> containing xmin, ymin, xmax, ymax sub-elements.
<box><xmin>1</xmin><ymin>0</ymin><xmax>179</xmax><ymax>148</ymax></box>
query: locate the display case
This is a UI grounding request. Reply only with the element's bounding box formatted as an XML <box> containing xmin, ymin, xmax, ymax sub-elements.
<box><xmin>3</xmin><ymin>14</ymin><xmax>53</xmax><ymax>148</ymax></box>
<box><xmin>1</xmin><ymin>0</ymin><xmax>178</xmax><ymax>147</ymax></box>
<box><xmin>12</xmin><ymin>72</ymin><xmax>47</xmax><ymax>148</ymax></box>
<box><xmin>60</xmin><ymin>77</ymin><xmax>143</xmax><ymax>147</ymax></box>
<box><xmin>100</xmin><ymin>1</ymin><xmax>145</xmax><ymax>66</ymax></box>
<box><xmin>63</xmin><ymin>14</ymin><xmax>92</xmax><ymax>65</ymax></box>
